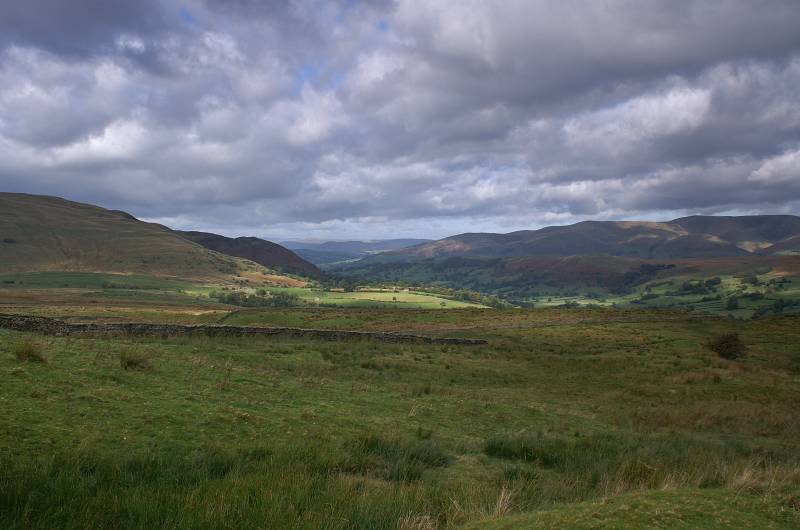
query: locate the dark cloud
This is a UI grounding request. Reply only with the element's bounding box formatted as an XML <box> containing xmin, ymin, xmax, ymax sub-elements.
<box><xmin>0</xmin><ymin>0</ymin><xmax>173</xmax><ymax>57</ymax></box>
<box><xmin>1</xmin><ymin>0</ymin><xmax>800</xmax><ymax>240</ymax></box>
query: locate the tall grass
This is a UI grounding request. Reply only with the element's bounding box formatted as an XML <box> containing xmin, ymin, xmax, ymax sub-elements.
<box><xmin>1</xmin><ymin>432</ymin><xmax>797</xmax><ymax>529</ymax></box>
<box><xmin>0</xmin><ymin>443</ymin><xmax>468</xmax><ymax>530</ymax></box>
<box><xmin>483</xmin><ymin>431</ymin><xmax>800</xmax><ymax>508</ymax></box>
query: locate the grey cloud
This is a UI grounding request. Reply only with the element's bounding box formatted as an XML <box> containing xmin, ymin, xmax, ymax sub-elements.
<box><xmin>0</xmin><ymin>0</ymin><xmax>173</xmax><ymax>57</ymax></box>
<box><xmin>0</xmin><ymin>0</ymin><xmax>800</xmax><ymax>240</ymax></box>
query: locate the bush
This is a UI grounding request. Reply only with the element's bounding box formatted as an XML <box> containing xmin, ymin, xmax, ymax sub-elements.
<box><xmin>13</xmin><ymin>338</ymin><xmax>46</xmax><ymax>363</ymax></box>
<box><xmin>706</xmin><ymin>332</ymin><xmax>746</xmax><ymax>360</ymax></box>
<box><xmin>209</xmin><ymin>290</ymin><xmax>300</xmax><ymax>308</ymax></box>
<box><xmin>726</xmin><ymin>297</ymin><xmax>739</xmax><ymax>311</ymax></box>
<box><xmin>119</xmin><ymin>349</ymin><xmax>153</xmax><ymax>371</ymax></box>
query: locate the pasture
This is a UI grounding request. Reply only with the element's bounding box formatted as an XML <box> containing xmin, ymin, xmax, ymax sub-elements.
<box><xmin>1</xmin><ymin>303</ymin><xmax>798</xmax><ymax>528</ymax></box>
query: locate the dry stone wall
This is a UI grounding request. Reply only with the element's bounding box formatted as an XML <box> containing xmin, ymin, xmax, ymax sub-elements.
<box><xmin>0</xmin><ymin>314</ymin><xmax>487</xmax><ymax>345</ymax></box>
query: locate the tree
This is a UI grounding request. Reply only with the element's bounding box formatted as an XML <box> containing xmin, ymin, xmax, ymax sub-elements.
<box><xmin>726</xmin><ymin>297</ymin><xmax>739</xmax><ymax>311</ymax></box>
<box><xmin>706</xmin><ymin>332</ymin><xmax>746</xmax><ymax>360</ymax></box>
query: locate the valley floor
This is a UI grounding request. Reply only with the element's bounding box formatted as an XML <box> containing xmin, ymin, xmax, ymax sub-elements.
<box><xmin>1</xmin><ymin>294</ymin><xmax>799</xmax><ymax>528</ymax></box>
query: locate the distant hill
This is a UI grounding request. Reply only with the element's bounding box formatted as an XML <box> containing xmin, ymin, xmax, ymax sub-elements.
<box><xmin>282</xmin><ymin>239</ymin><xmax>432</xmax><ymax>253</ymax></box>
<box><xmin>281</xmin><ymin>239</ymin><xmax>432</xmax><ymax>266</ymax></box>
<box><xmin>178</xmin><ymin>231</ymin><xmax>321</xmax><ymax>278</ymax></box>
<box><xmin>390</xmin><ymin>216</ymin><xmax>800</xmax><ymax>259</ymax></box>
<box><xmin>0</xmin><ymin>193</ymin><xmax>288</xmax><ymax>281</ymax></box>
<box><xmin>291</xmin><ymin>248</ymin><xmax>362</xmax><ymax>267</ymax></box>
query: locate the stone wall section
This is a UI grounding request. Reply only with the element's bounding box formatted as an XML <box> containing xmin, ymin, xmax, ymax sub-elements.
<box><xmin>0</xmin><ymin>314</ymin><xmax>487</xmax><ymax>345</ymax></box>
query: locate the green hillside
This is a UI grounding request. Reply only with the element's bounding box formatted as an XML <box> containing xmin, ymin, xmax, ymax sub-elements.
<box><xmin>332</xmin><ymin>254</ymin><xmax>800</xmax><ymax>316</ymax></box>
<box><xmin>0</xmin><ymin>193</ymin><xmax>267</xmax><ymax>281</ymax></box>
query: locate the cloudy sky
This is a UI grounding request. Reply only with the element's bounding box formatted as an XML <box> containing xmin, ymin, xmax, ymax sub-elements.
<box><xmin>1</xmin><ymin>0</ymin><xmax>800</xmax><ymax>241</ymax></box>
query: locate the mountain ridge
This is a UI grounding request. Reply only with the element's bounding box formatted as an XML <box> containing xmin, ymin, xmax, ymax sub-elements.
<box><xmin>390</xmin><ymin>215</ymin><xmax>800</xmax><ymax>260</ymax></box>
<box><xmin>178</xmin><ymin>231</ymin><xmax>321</xmax><ymax>278</ymax></box>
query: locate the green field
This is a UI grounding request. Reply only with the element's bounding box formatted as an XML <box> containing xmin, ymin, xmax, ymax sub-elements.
<box><xmin>1</xmin><ymin>303</ymin><xmax>799</xmax><ymax>528</ymax></box>
<box><xmin>333</xmin><ymin>255</ymin><xmax>800</xmax><ymax>318</ymax></box>
<box><xmin>269</xmin><ymin>287</ymin><xmax>485</xmax><ymax>309</ymax></box>
<box><xmin>522</xmin><ymin>273</ymin><xmax>800</xmax><ymax>318</ymax></box>
<box><xmin>0</xmin><ymin>272</ymin><xmax>482</xmax><ymax>318</ymax></box>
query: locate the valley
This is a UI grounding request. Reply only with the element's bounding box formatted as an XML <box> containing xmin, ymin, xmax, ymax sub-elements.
<box><xmin>1</xmin><ymin>193</ymin><xmax>799</xmax><ymax>529</ymax></box>
<box><xmin>4</xmin><ymin>4</ymin><xmax>800</xmax><ymax>528</ymax></box>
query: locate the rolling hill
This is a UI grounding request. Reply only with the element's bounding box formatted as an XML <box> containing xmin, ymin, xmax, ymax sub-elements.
<box><xmin>178</xmin><ymin>231</ymin><xmax>321</xmax><ymax>279</ymax></box>
<box><xmin>391</xmin><ymin>216</ymin><xmax>800</xmax><ymax>259</ymax></box>
<box><xmin>0</xmin><ymin>193</ymin><xmax>284</xmax><ymax>281</ymax></box>
<box><xmin>332</xmin><ymin>215</ymin><xmax>800</xmax><ymax>310</ymax></box>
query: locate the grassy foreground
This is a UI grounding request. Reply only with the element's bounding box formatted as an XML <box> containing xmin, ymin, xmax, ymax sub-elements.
<box><xmin>1</xmin><ymin>308</ymin><xmax>799</xmax><ymax>528</ymax></box>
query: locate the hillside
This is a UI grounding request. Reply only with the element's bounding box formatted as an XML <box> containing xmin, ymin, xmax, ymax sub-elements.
<box><xmin>333</xmin><ymin>253</ymin><xmax>800</xmax><ymax>316</ymax></box>
<box><xmin>178</xmin><ymin>231</ymin><xmax>321</xmax><ymax>278</ymax></box>
<box><xmin>0</xmin><ymin>193</ymin><xmax>265</xmax><ymax>280</ymax></box>
<box><xmin>392</xmin><ymin>216</ymin><xmax>800</xmax><ymax>259</ymax></box>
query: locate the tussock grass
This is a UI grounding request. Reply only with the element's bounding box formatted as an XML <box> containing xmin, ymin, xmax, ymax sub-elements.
<box><xmin>341</xmin><ymin>433</ymin><xmax>452</xmax><ymax>482</ymax></box>
<box><xmin>119</xmin><ymin>348</ymin><xmax>153</xmax><ymax>371</ymax></box>
<box><xmin>12</xmin><ymin>338</ymin><xmax>46</xmax><ymax>363</ymax></box>
<box><xmin>483</xmin><ymin>431</ymin><xmax>800</xmax><ymax>507</ymax></box>
<box><xmin>0</xmin><ymin>309</ymin><xmax>798</xmax><ymax>528</ymax></box>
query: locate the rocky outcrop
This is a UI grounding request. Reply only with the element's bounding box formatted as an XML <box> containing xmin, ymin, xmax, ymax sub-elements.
<box><xmin>0</xmin><ymin>314</ymin><xmax>487</xmax><ymax>345</ymax></box>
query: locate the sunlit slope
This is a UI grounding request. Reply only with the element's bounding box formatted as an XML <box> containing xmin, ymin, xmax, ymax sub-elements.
<box><xmin>0</xmin><ymin>193</ymin><xmax>252</xmax><ymax>280</ymax></box>
<box><xmin>393</xmin><ymin>216</ymin><xmax>800</xmax><ymax>259</ymax></box>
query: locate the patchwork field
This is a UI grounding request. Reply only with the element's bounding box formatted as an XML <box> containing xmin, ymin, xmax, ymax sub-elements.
<box><xmin>1</xmin><ymin>293</ymin><xmax>799</xmax><ymax>528</ymax></box>
<box><xmin>333</xmin><ymin>255</ymin><xmax>800</xmax><ymax>318</ymax></box>
<box><xmin>0</xmin><ymin>272</ymin><xmax>483</xmax><ymax>316</ymax></box>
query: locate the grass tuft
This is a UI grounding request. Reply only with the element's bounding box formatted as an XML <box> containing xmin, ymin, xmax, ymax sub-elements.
<box><xmin>13</xmin><ymin>338</ymin><xmax>46</xmax><ymax>363</ymax></box>
<box><xmin>342</xmin><ymin>433</ymin><xmax>452</xmax><ymax>482</ymax></box>
<box><xmin>119</xmin><ymin>349</ymin><xmax>153</xmax><ymax>371</ymax></box>
<box><xmin>484</xmin><ymin>435</ymin><xmax>561</xmax><ymax>467</ymax></box>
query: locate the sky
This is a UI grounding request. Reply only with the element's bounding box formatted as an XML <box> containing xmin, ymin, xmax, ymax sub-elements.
<box><xmin>1</xmin><ymin>0</ymin><xmax>800</xmax><ymax>241</ymax></box>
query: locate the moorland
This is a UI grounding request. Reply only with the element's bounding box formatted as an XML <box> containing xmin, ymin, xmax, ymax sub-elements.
<box><xmin>1</xmin><ymin>192</ymin><xmax>799</xmax><ymax>529</ymax></box>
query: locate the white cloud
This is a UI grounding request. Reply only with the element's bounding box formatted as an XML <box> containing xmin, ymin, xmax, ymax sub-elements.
<box><xmin>750</xmin><ymin>148</ymin><xmax>800</xmax><ymax>185</ymax></box>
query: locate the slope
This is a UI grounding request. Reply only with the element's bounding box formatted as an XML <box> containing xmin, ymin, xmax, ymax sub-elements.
<box><xmin>178</xmin><ymin>231</ymin><xmax>321</xmax><ymax>279</ymax></box>
<box><xmin>391</xmin><ymin>216</ymin><xmax>800</xmax><ymax>259</ymax></box>
<box><xmin>0</xmin><ymin>193</ymin><xmax>259</xmax><ymax>280</ymax></box>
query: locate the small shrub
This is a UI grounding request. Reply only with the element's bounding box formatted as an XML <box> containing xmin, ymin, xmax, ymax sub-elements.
<box><xmin>119</xmin><ymin>350</ymin><xmax>153</xmax><ymax>371</ymax></box>
<box><xmin>13</xmin><ymin>338</ymin><xmax>46</xmax><ymax>363</ymax></box>
<box><xmin>706</xmin><ymin>332</ymin><xmax>746</xmax><ymax>360</ymax></box>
